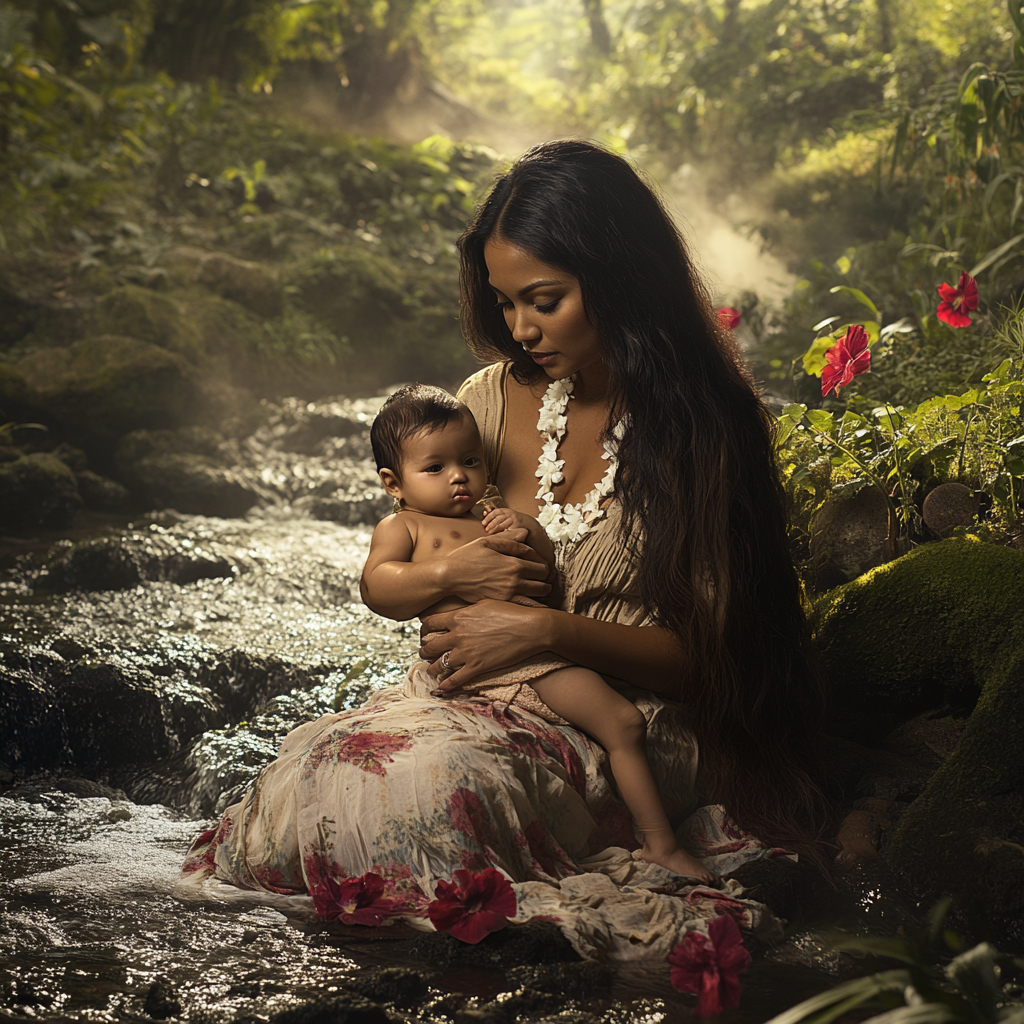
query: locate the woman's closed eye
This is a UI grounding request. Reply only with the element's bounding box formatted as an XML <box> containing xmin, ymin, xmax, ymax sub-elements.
<box><xmin>493</xmin><ymin>298</ymin><xmax>561</xmax><ymax>314</ymax></box>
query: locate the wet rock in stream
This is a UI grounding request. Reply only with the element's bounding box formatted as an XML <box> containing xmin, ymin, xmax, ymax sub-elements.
<box><xmin>0</xmin><ymin>512</ymin><xmax>418</xmax><ymax>809</ymax></box>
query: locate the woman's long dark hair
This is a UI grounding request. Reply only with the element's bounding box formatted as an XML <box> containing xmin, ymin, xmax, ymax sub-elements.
<box><xmin>458</xmin><ymin>139</ymin><xmax>835</xmax><ymax>870</ymax></box>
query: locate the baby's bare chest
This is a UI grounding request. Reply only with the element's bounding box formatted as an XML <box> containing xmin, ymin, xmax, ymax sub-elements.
<box><xmin>407</xmin><ymin>515</ymin><xmax>487</xmax><ymax>562</ymax></box>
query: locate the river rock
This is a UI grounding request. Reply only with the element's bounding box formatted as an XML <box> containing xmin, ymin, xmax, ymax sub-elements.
<box><xmin>14</xmin><ymin>335</ymin><xmax>202</xmax><ymax>446</ymax></box>
<box><xmin>127</xmin><ymin>453</ymin><xmax>263</xmax><ymax>517</ymax></box>
<box><xmin>194</xmin><ymin>252</ymin><xmax>284</xmax><ymax>319</ymax></box>
<box><xmin>810</xmin><ymin>485</ymin><xmax>891</xmax><ymax>591</ymax></box>
<box><xmin>0</xmin><ymin>638</ymin><xmax>338</xmax><ymax>778</ymax></box>
<box><xmin>345</xmin><ymin>968</ymin><xmax>430</xmax><ymax>1008</ymax></box>
<box><xmin>88</xmin><ymin>285</ymin><xmax>196</xmax><ymax>356</ymax></box>
<box><xmin>268</xmin><ymin>997</ymin><xmax>390</xmax><ymax>1024</ymax></box>
<box><xmin>75</xmin><ymin>470</ymin><xmax>132</xmax><ymax>511</ymax></box>
<box><xmin>811</xmin><ymin>538</ymin><xmax>1024</xmax><ymax>942</ymax></box>
<box><xmin>112</xmin><ymin>427</ymin><xmax>264</xmax><ymax>516</ymax></box>
<box><xmin>0</xmin><ymin>452</ymin><xmax>82</xmax><ymax>530</ymax></box>
<box><xmin>38</xmin><ymin>531</ymin><xmax>242</xmax><ymax>592</ymax></box>
<box><xmin>922</xmin><ymin>482</ymin><xmax>978</xmax><ymax>538</ymax></box>
<box><xmin>144</xmin><ymin>978</ymin><xmax>182</xmax><ymax>1019</ymax></box>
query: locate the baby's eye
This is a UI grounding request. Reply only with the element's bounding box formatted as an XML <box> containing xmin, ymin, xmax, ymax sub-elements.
<box><xmin>464</xmin><ymin>457</ymin><xmax>481</xmax><ymax>468</ymax></box>
<box><xmin>424</xmin><ymin>464</ymin><xmax>443</xmax><ymax>474</ymax></box>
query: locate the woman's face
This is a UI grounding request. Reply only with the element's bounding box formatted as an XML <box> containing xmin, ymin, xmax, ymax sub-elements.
<box><xmin>483</xmin><ymin>237</ymin><xmax>603</xmax><ymax>381</ymax></box>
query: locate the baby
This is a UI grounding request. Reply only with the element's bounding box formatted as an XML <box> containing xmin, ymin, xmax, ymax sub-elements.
<box><xmin>360</xmin><ymin>383</ymin><xmax>715</xmax><ymax>884</ymax></box>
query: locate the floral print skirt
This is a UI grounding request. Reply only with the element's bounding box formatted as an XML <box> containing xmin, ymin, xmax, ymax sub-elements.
<box><xmin>182</xmin><ymin>664</ymin><xmax>790</xmax><ymax>961</ymax></box>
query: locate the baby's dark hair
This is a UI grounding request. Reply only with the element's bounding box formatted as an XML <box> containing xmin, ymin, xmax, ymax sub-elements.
<box><xmin>370</xmin><ymin>384</ymin><xmax>470</xmax><ymax>477</ymax></box>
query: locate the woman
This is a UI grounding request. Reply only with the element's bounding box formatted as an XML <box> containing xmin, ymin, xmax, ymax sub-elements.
<box><xmin>183</xmin><ymin>140</ymin><xmax>832</xmax><ymax>959</ymax></box>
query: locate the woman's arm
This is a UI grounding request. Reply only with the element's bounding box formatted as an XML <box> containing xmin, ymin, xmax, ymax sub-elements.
<box><xmin>360</xmin><ymin>529</ymin><xmax>552</xmax><ymax>621</ymax></box>
<box><xmin>419</xmin><ymin>601</ymin><xmax>685</xmax><ymax>697</ymax></box>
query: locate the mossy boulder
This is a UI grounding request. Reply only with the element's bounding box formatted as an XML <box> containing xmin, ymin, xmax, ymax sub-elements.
<box><xmin>15</xmin><ymin>334</ymin><xmax>203</xmax><ymax>449</ymax></box>
<box><xmin>113</xmin><ymin>430</ymin><xmax>263</xmax><ymax>517</ymax></box>
<box><xmin>0</xmin><ymin>452</ymin><xmax>82</xmax><ymax>530</ymax></box>
<box><xmin>0</xmin><ymin>363</ymin><xmax>35</xmax><ymax>422</ymax></box>
<box><xmin>193</xmin><ymin>251</ymin><xmax>284</xmax><ymax>319</ymax></box>
<box><xmin>88</xmin><ymin>286</ymin><xmax>204</xmax><ymax>362</ymax></box>
<box><xmin>812</xmin><ymin>538</ymin><xmax>1024</xmax><ymax>938</ymax></box>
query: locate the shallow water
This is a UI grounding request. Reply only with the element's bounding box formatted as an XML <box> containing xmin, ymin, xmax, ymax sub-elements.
<box><xmin>0</xmin><ymin>785</ymin><xmax>864</xmax><ymax>1023</ymax></box>
<box><xmin>0</xmin><ymin>496</ymin><xmax>911</xmax><ymax>1024</ymax></box>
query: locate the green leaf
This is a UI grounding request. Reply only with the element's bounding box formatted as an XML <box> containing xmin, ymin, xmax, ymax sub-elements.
<box><xmin>776</xmin><ymin>415</ymin><xmax>800</xmax><ymax>449</ymax></box>
<box><xmin>812</xmin><ymin>316</ymin><xmax>842</xmax><ymax>332</ymax></box>
<box><xmin>807</xmin><ymin>409</ymin><xmax>835</xmax><ymax>434</ymax></box>
<box><xmin>982</xmin><ymin>358</ymin><xmax>1013</xmax><ymax>382</ymax></box>
<box><xmin>945</xmin><ymin>943</ymin><xmax>1000</xmax><ymax>1021</ymax></box>
<box><xmin>782</xmin><ymin>403</ymin><xmax>808</xmax><ymax>420</ymax></box>
<box><xmin>803</xmin><ymin>335</ymin><xmax>836</xmax><ymax>377</ymax></box>
<box><xmin>762</xmin><ymin>970</ymin><xmax>912</xmax><ymax>1024</ymax></box>
<box><xmin>830</xmin><ymin>285</ymin><xmax>880</xmax><ymax>319</ymax></box>
<box><xmin>835</xmin><ymin>255</ymin><xmax>852</xmax><ymax>275</ymax></box>
<box><xmin>969</xmin><ymin>233</ymin><xmax>1024</xmax><ymax>277</ymax></box>
<box><xmin>859</xmin><ymin>1004</ymin><xmax>960</xmax><ymax>1024</ymax></box>
<box><xmin>881</xmin><ymin>317</ymin><xmax>917</xmax><ymax>340</ymax></box>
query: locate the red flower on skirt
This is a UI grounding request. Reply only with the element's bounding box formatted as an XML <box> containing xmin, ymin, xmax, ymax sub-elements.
<box><xmin>668</xmin><ymin>914</ymin><xmax>751</xmax><ymax>1017</ymax></box>
<box><xmin>427</xmin><ymin>868</ymin><xmax>517</xmax><ymax>943</ymax></box>
<box><xmin>319</xmin><ymin>871</ymin><xmax>399</xmax><ymax>926</ymax></box>
<box><xmin>937</xmin><ymin>272</ymin><xmax>979</xmax><ymax>328</ymax></box>
<box><xmin>821</xmin><ymin>324</ymin><xmax>870</xmax><ymax>397</ymax></box>
<box><xmin>717</xmin><ymin>307</ymin><xmax>741</xmax><ymax>330</ymax></box>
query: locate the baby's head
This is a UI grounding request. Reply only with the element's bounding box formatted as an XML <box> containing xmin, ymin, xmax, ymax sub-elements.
<box><xmin>371</xmin><ymin>384</ymin><xmax>487</xmax><ymax>517</ymax></box>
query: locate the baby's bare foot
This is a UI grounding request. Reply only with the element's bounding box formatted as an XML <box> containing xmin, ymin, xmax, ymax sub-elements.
<box><xmin>642</xmin><ymin>845</ymin><xmax>719</xmax><ymax>886</ymax></box>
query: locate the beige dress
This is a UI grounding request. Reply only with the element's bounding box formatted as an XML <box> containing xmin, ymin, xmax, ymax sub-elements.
<box><xmin>182</xmin><ymin>362</ymin><xmax>788</xmax><ymax>962</ymax></box>
<box><xmin>446</xmin><ymin>362</ymin><xmax>654</xmax><ymax>723</ymax></box>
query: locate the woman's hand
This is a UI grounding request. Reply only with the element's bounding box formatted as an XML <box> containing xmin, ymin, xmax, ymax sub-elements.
<box><xmin>361</xmin><ymin>527</ymin><xmax>551</xmax><ymax>620</ymax></box>
<box><xmin>442</xmin><ymin>529</ymin><xmax>551</xmax><ymax>604</ymax></box>
<box><xmin>420</xmin><ymin>598</ymin><xmax>549</xmax><ymax>692</ymax></box>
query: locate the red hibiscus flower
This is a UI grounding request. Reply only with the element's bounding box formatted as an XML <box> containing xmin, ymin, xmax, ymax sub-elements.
<box><xmin>821</xmin><ymin>324</ymin><xmax>870</xmax><ymax>397</ymax></box>
<box><xmin>668</xmin><ymin>914</ymin><xmax>751</xmax><ymax>1017</ymax></box>
<box><xmin>427</xmin><ymin>868</ymin><xmax>517</xmax><ymax>943</ymax></box>
<box><xmin>936</xmin><ymin>271</ymin><xmax>979</xmax><ymax>328</ymax></box>
<box><xmin>717</xmin><ymin>307</ymin><xmax>741</xmax><ymax>331</ymax></box>
<box><xmin>318</xmin><ymin>871</ymin><xmax>400</xmax><ymax>926</ymax></box>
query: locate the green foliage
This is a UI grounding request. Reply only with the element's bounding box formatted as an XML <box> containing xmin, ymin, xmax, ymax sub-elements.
<box><xmin>777</xmin><ymin>332</ymin><xmax>1024</xmax><ymax>565</ymax></box>
<box><xmin>0</xmin><ymin>1</ymin><xmax>499</xmax><ymax>396</ymax></box>
<box><xmin>766</xmin><ymin>902</ymin><xmax>1024</xmax><ymax>1024</ymax></box>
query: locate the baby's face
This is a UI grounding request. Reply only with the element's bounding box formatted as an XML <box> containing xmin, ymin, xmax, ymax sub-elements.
<box><xmin>386</xmin><ymin>415</ymin><xmax>487</xmax><ymax>517</ymax></box>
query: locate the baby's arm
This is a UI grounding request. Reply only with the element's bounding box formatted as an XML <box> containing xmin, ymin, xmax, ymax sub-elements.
<box><xmin>359</xmin><ymin>515</ymin><xmax>417</xmax><ymax>619</ymax></box>
<box><xmin>482</xmin><ymin>507</ymin><xmax>555</xmax><ymax>570</ymax></box>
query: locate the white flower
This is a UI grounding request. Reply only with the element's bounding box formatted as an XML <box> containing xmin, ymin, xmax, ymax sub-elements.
<box><xmin>534</xmin><ymin>374</ymin><xmax>623</xmax><ymax>549</ymax></box>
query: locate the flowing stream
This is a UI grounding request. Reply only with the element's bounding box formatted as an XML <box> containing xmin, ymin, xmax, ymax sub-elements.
<box><xmin>0</xmin><ymin>400</ymin><xmax>921</xmax><ymax>1024</ymax></box>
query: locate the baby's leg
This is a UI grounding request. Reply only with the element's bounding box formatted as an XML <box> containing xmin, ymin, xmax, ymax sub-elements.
<box><xmin>531</xmin><ymin>668</ymin><xmax>716</xmax><ymax>884</ymax></box>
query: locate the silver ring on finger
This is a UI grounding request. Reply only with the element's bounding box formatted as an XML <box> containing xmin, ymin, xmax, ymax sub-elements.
<box><xmin>440</xmin><ymin>650</ymin><xmax>452</xmax><ymax>675</ymax></box>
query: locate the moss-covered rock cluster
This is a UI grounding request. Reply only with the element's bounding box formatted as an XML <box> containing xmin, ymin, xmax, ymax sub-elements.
<box><xmin>812</xmin><ymin>538</ymin><xmax>1024</xmax><ymax>938</ymax></box>
<box><xmin>0</xmin><ymin>97</ymin><xmax>498</xmax><ymax>531</ymax></box>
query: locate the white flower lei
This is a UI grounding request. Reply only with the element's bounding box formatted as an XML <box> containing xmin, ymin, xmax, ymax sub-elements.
<box><xmin>534</xmin><ymin>374</ymin><xmax>621</xmax><ymax>546</ymax></box>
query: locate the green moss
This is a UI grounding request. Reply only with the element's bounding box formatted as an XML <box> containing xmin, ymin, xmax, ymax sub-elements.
<box><xmin>812</xmin><ymin>538</ymin><xmax>1024</xmax><ymax>930</ymax></box>
<box><xmin>812</xmin><ymin>538</ymin><xmax>1024</xmax><ymax>741</ymax></box>
<box><xmin>0</xmin><ymin>452</ymin><xmax>82</xmax><ymax>530</ymax></box>
<box><xmin>89</xmin><ymin>285</ymin><xmax>205</xmax><ymax>363</ymax></box>
<box><xmin>15</xmin><ymin>335</ymin><xmax>202</xmax><ymax>444</ymax></box>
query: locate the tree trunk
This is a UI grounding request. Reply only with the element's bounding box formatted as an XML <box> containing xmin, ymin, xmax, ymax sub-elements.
<box><xmin>581</xmin><ymin>0</ymin><xmax>611</xmax><ymax>56</ymax></box>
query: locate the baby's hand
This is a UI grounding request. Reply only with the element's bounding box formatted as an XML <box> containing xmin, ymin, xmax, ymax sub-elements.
<box><xmin>482</xmin><ymin>507</ymin><xmax>532</xmax><ymax>535</ymax></box>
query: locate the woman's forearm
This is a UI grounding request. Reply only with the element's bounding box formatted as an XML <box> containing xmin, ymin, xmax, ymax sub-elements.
<box><xmin>541</xmin><ymin>610</ymin><xmax>685</xmax><ymax>696</ymax></box>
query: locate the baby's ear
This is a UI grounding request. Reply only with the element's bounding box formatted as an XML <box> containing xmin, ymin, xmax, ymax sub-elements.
<box><xmin>378</xmin><ymin>467</ymin><xmax>402</xmax><ymax>499</ymax></box>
